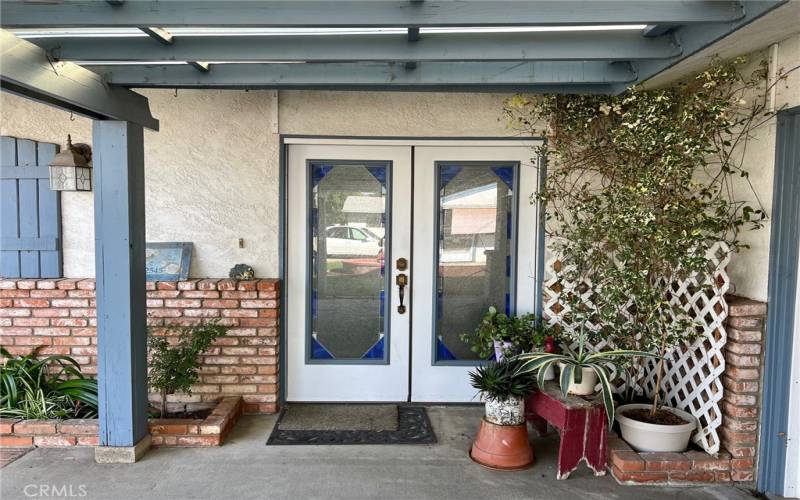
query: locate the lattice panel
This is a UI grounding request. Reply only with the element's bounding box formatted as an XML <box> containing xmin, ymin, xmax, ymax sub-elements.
<box><xmin>541</xmin><ymin>241</ymin><xmax>730</xmax><ymax>453</ymax></box>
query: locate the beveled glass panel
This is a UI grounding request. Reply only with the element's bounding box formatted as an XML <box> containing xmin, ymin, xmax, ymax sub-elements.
<box><xmin>309</xmin><ymin>162</ymin><xmax>389</xmax><ymax>361</ymax></box>
<box><xmin>435</xmin><ymin>164</ymin><xmax>516</xmax><ymax>362</ymax></box>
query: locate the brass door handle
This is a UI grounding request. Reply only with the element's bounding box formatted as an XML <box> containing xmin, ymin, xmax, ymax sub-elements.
<box><xmin>396</xmin><ymin>273</ymin><xmax>408</xmax><ymax>314</ymax></box>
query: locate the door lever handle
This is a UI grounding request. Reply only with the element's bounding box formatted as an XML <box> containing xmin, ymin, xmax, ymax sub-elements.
<box><xmin>396</xmin><ymin>273</ymin><xmax>408</xmax><ymax>314</ymax></box>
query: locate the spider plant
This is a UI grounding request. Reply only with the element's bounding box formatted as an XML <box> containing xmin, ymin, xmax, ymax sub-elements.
<box><xmin>0</xmin><ymin>347</ymin><xmax>98</xmax><ymax>419</ymax></box>
<box><xmin>514</xmin><ymin>330</ymin><xmax>655</xmax><ymax>425</ymax></box>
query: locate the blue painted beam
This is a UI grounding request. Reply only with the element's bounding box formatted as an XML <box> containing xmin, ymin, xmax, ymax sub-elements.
<box><xmin>621</xmin><ymin>0</ymin><xmax>787</xmax><ymax>92</ymax></box>
<box><xmin>85</xmin><ymin>61</ymin><xmax>635</xmax><ymax>92</ymax></box>
<box><xmin>0</xmin><ymin>1</ymin><xmax>745</xmax><ymax>28</ymax></box>
<box><xmin>36</xmin><ymin>31</ymin><xmax>681</xmax><ymax>63</ymax></box>
<box><xmin>93</xmin><ymin>120</ymin><xmax>149</xmax><ymax>448</ymax></box>
<box><xmin>0</xmin><ymin>30</ymin><xmax>159</xmax><ymax>131</ymax></box>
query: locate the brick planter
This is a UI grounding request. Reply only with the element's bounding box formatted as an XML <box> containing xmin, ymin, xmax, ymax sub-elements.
<box><xmin>608</xmin><ymin>296</ymin><xmax>767</xmax><ymax>485</ymax></box>
<box><xmin>0</xmin><ymin>278</ymin><xmax>280</xmax><ymax>414</ymax></box>
<box><xmin>0</xmin><ymin>396</ymin><xmax>242</xmax><ymax>449</ymax></box>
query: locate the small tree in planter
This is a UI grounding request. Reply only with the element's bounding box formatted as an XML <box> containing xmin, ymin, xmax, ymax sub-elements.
<box><xmin>504</xmin><ymin>57</ymin><xmax>779</xmax><ymax>451</ymax></box>
<box><xmin>148</xmin><ymin>321</ymin><xmax>229</xmax><ymax>418</ymax></box>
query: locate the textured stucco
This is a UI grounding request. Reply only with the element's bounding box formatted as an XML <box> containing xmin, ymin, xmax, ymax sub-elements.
<box><xmin>724</xmin><ymin>34</ymin><xmax>800</xmax><ymax>301</ymax></box>
<box><xmin>0</xmin><ymin>90</ymin><xmax>515</xmax><ymax>278</ymax></box>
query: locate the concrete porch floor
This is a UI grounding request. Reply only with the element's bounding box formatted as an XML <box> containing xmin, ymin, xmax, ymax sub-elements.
<box><xmin>1</xmin><ymin>407</ymin><xmax>754</xmax><ymax>500</ymax></box>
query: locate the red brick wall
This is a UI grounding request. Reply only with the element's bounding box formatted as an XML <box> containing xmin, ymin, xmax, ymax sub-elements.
<box><xmin>0</xmin><ymin>278</ymin><xmax>280</xmax><ymax>414</ymax></box>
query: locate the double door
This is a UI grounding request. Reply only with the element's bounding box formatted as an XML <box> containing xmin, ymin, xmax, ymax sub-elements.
<box><xmin>286</xmin><ymin>141</ymin><xmax>540</xmax><ymax>402</ymax></box>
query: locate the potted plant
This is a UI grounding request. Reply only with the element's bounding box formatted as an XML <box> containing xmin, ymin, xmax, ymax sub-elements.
<box><xmin>148</xmin><ymin>321</ymin><xmax>229</xmax><ymax>418</ymax></box>
<box><xmin>460</xmin><ymin>307</ymin><xmax>555</xmax><ymax>364</ymax></box>
<box><xmin>468</xmin><ymin>358</ymin><xmax>536</xmax><ymax>469</ymax></box>
<box><xmin>516</xmin><ymin>329</ymin><xmax>654</xmax><ymax>426</ymax></box>
<box><xmin>505</xmin><ymin>58</ymin><xmax>771</xmax><ymax>451</ymax></box>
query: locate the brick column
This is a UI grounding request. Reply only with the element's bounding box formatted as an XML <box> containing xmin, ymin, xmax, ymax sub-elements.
<box><xmin>720</xmin><ymin>296</ymin><xmax>767</xmax><ymax>482</ymax></box>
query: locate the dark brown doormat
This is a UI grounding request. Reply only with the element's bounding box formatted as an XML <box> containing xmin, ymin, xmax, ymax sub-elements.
<box><xmin>266</xmin><ymin>404</ymin><xmax>436</xmax><ymax>445</ymax></box>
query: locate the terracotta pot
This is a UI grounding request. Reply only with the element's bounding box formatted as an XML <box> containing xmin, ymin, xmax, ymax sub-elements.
<box><xmin>470</xmin><ymin>418</ymin><xmax>534</xmax><ymax>470</ymax></box>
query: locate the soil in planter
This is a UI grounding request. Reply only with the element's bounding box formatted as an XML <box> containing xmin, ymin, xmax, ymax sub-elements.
<box><xmin>622</xmin><ymin>408</ymin><xmax>689</xmax><ymax>426</ymax></box>
<box><xmin>149</xmin><ymin>407</ymin><xmax>213</xmax><ymax>420</ymax></box>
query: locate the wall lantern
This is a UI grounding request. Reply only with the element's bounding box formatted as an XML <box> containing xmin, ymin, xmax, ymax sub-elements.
<box><xmin>49</xmin><ymin>135</ymin><xmax>92</xmax><ymax>191</ymax></box>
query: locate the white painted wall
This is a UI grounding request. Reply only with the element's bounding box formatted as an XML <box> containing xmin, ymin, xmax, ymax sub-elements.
<box><xmin>0</xmin><ymin>90</ymin><xmax>515</xmax><ymax>278</ymax></box>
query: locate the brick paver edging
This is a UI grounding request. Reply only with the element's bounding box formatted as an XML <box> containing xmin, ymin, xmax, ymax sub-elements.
<box><xmin>0</xmin><ymin>396</ymin><xmax>242</xmax><ymax>449</ymax></box>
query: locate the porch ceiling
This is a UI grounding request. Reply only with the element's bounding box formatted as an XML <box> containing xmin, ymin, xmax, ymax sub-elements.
<box><xmin>0</xmin><ymin>0</ymin><xmax>791</xmax><ymax>99</ymax></box>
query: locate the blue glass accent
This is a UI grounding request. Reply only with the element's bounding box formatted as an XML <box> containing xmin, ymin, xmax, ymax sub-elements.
<box><xmin>379</xmin><ymin>290</ymin><xmax>385</xmax><ymax>318</ymax></box>
<box><xmin>311</xmin><ymin>289</ymin><xmax>317</xmax><ymax>317</ymax></box>
<box><xmin>311</xmin><ymin>165</ymin><xmax>334</xmax><ymax>187</ymax></box>
<box><xmin>506</xmin><ymin>255</ymin><xmax>511</xmax><ymax>277</ymax></box>
<box><xmin>490</xmin><ymin>166</ymin><xmax>514</xmax><ymax>189</ymax></box>
<box><xmin>311</xmin><ymin>334</ymin><xmax>335</xmax><ymax>360</ymax></box>
<box><xmin>438</xmin><ymin>165</ymin><xmax>463</xmax><ymax>189</ymax></box>
<box><xmin>366</xmin><ymin>166</ymin><xmax>387</xmax><ymax>187</ymax></box>
<box><xmin>505</xmin><ymin>293</ymin><xmax>511</xmax><ymax>316</ymax></box>
<box><xmin>436</xmin><ymin>336</ymin><xmax>457</xmax><ymax>361</ymax></box>
<box><xmin>361</xmin><ymin>335</ymin><xmax>385</xmax><ymax>359</ymax></box>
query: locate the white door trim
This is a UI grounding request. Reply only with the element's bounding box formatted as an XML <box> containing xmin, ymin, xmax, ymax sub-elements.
<box><xmin>284</xmin><ymin>137</ymin><xmax>542</xmax><ymax>148</ymax></box>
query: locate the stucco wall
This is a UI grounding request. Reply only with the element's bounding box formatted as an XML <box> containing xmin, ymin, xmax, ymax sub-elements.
<box><xmin>724</xmin><ymin>34</ymin><xmax>800</xmax><ymax>301</ymax></box>
<box><xmin>0</xmin><ymin>90</ymin><xmax>515</xmax><ymax>279</ymax></box>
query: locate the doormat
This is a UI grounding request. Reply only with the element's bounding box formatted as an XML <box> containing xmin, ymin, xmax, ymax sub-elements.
<box><xmin>266</xmin><ymin>404</ymin><xmax>436</xmax><ymax>445</ymax></box>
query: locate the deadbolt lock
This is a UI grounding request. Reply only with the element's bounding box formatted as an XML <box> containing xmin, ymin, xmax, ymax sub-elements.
<box><xmin>396</xmin><ymin>258</ymin><xmax>408</xmax><ymax>271</ymax></box>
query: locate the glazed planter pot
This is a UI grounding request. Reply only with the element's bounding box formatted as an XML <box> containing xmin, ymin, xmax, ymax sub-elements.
<box><xmin>470</xmin><ymin>418</ymin><xmax>534</xmax><ymax>470</ymax></box>
<box><xmin>493</xmin><ymin>340</ymin><xmax>515</xmax><ymax>362</ymax></box>
<box><xmin>557</xmin><ymin>363</ymin><xmax>597</xmax><ymax>396</ymax></box>
<box><xmin>615</xmin><ymin>403</ymin><xmax>697</xmax><ymax>452</ymax></box>
<box><xmin>484</xmin><ymin>394</ymin><xmax>525</xmax><ymax>425</ymax></box>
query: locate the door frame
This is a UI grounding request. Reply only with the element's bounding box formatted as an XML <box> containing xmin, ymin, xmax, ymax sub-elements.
<box><xmin>278</xmin><ymin>136</ymin><xmax>546</xmax><ymax>404</ymax></box>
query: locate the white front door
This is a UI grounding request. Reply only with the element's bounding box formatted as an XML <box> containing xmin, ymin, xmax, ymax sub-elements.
<box><xmin>286</xmin><ymin>141</ymin><xmax>540</xmax><ymax>402</ymax></box>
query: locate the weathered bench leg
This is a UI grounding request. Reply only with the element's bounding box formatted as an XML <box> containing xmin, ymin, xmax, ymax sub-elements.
<box><xmin>556</xmin><ymin>410</ymin><xmax>585</xmax><ymax>480</ymax></box>
<box><xmin>583</xmin><ymin>405</ymin><xmax>608</xmax><ymax>476</ymax></box>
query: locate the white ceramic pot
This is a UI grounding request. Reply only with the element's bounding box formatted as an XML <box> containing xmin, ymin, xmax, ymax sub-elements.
<box><xmin>484</xmin><ymin>395</ymin><xmax>525</xmax><ymax>426</ymax></box>
<box><xmin>615</xmin><ymin>403</ymin><xmax>697</xmax><ymax>452</ymax></box>
<box><xmin>557</xmin><ymin>363</ymin><xmax>597</xmax><ymax>395</ymax></box>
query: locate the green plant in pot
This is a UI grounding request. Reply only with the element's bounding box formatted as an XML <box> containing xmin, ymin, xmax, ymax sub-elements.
<box><xmin>515</xmin><ymin>329</ymin><xmax>654</xmax><ymax>426</ymax></box>
<box><xmin>460</xmin><ymin>307</ymin><xmax>552</xmax><ymax>362</ymax></box>
<box><xmin>148</xmin><ymin>321</ymin><xmax>228</xmax><ymax>418</ymax></box>
<box><xmin>469</xmin><ymin>358</ymin><xmax>536</xmax><ymax>426</ymax></box>
<box><xmin>505</xmin><ymin>57</ymin><xmax>772</xmax><ymax>451</ymax></box>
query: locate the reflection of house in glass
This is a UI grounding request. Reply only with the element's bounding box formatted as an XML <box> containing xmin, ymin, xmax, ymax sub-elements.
<box><xmin>441</xmin><ymin>182</ymin><xmax>503</xmax><ymax>264</ymax></box>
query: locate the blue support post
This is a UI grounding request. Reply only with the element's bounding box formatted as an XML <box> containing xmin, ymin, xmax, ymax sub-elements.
<box><xmin>92</xmin><ymin>121</ymin><xmax>149</xmax><ymax>457</ymax></box>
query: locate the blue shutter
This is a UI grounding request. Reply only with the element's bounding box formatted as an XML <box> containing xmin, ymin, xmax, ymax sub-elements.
<box><xmin>0</xmin><ymin>136</ymin><xmax>62</xmax><ymax>278</ymax></box>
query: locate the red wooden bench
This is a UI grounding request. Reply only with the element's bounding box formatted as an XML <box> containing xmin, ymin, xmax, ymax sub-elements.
<box><xmin>526</xmin><ymin>381</ymin><xmax>608</xmax><ymax>480</ymax></box>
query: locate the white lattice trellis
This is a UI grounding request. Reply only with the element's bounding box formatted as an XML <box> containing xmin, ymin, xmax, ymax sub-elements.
<box><xmin>542</xmin><ymin>241</ymin><xmax>730</xmax><ymax>454</ymax></box>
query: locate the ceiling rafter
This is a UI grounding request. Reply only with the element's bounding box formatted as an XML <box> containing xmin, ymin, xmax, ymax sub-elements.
<box><xmin>0</xmin><ymin>1</ymin><xmax>745</xmax><ymax>28</ymax></box>
<box><xmin>34</xmin><ymin>31</ymin><xmax>682</xmax><ymax>63</ymax></box>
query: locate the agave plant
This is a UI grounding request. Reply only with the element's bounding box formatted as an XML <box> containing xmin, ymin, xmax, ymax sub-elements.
<box><xmin>514</xmin><ymin>330</ymin><xmax>655</xmax><ymax>425</ymax></box>
<box><xmin>0</xmin><ymin>347</ymin><xmax>98</xmax><ymax>419</ymax></box>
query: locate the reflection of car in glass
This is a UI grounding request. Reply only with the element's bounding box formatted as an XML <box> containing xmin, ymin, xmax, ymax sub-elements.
<box><xmin>325</xmin><ymin>226</ymin><xmax>382</xmax><ymax>257</ymax></box>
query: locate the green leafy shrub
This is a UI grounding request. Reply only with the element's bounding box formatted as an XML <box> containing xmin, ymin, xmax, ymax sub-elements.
<box><xmin>460</xmin><ymin>306</ymin><xmax>552</xmax><ymax>359</ymax></box>
<box><xmin>0</xmin><ymin>346</ymin><xmax>98</xmax><ymax>419</ymax></box>
<box><xmin>148</xmin><ymin>321</ymin><xmax>229</xmax><ymax>417</ymax></box>
<box><xmin>469</xmin><ymin>358</ymin><xmax>536</xmax><ymax>400</ymax></box>
<box><xmin>504</xmin><ymin>57</ymin><xmax>774</xmax><ymax>415</ymax></box>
